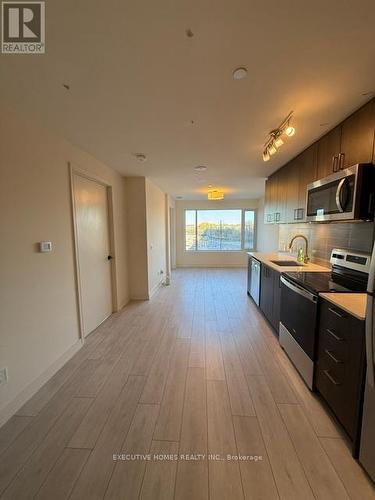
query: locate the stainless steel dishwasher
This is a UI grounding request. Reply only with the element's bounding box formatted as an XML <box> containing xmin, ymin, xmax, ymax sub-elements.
<box><xmin>249</xmin><ymin>258</ymin><xmax>261</xmax><ymax>306</ymax></box>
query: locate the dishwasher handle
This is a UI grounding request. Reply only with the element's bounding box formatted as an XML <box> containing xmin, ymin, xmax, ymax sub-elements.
<box><xmin>280</xmin><ymin>276</ymin><xmax>318</xmax><ymax>303</ymax></box>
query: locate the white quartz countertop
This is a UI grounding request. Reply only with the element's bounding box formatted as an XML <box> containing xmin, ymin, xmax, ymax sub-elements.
<box><xmin>319</xmin><ymin>293</ymin><xmax>367</xmax><ymax>321</ymax></box>
<box><xmin>247</xmin><ymin>252</ymin><xmax>331</xmax><ymax>273</ymax></box>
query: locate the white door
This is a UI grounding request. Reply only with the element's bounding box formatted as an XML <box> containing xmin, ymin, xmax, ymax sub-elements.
<box><xmin>73</xmin><ymin>174</ymin><xmax>113</xmax><ymax>337</ymax></box>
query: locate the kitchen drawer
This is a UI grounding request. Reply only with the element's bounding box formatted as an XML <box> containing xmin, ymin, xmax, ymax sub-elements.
<box><xmin>315</xmin><ymin>364</ymin><xmax>357</xmax><ymax>437</ymax></box>
<box><xmin>319</xmin><ymin>301</ymin><xmax>351</xmax><ymax>340</ymax></box>
<box><xmin>315</xmin><ymin>298</ymin><xmax>366</xmax><ymax>444</ymax></box>
<box><xmin>320</xmin><ymin>347</ymin><xmax>346</xmax><ymax>382</ymax></box>
<box><xmin>319</xmin><ymin>326</ymin><xmax>349</xmax><ymax>362</ymax></box>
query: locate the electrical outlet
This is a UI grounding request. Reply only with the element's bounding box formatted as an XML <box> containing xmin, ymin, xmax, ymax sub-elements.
<box><xmin>0</xmin><ymin>368</ymin><xmax>8</xmax><ymax>387</ymax></box>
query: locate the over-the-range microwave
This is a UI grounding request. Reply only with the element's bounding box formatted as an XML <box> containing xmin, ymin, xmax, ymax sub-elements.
<box><xmin>306</xmin><ymin>163</ymin><xmax>375</xmax><ymax>222</ymax></box>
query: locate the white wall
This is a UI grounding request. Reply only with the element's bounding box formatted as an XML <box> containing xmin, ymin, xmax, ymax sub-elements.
<box><xmin>0</xmin><ymin>104</ymin><xmax>129</xmax><ymax>424</ymax></box>
<box><xmin>256</xmin><ymin>197</ymin><xmax>280</xmax><ymax>252</ymax></box>
<box><xmin>175</xmin><ymin>199</ymin><xmax>258</xmax><ymax>268</ymax></box>
<box><xmin>145</xmin><ymin>180</ymin><xmax>167</xmax><ymax>296</ymax></box>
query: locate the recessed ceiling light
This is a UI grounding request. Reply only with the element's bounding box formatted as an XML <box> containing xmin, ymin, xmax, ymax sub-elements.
<box><xmin>194</xmin><ymin>165</ymin><xmax>207</xmax><ymax>172</ymax></box>
<box><xmin>133</xmin><ymin>153</ymin><xmax>147</xmax><ymax>162</ymax></box>
<box><xmin>233</xmin><ymin>67</ymin><xmax>248</xmax><ymax>80</ymax></box>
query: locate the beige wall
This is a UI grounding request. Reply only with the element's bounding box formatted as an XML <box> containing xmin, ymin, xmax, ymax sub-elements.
<box><xmin>176</xmin><ymin>199</ymin><xmax>258</xmax><ymax>268</ymax></box>
<box><xmin>0</xmin><ymin>104</ymin><xmax>129</xmax><ymax>423</ymax></box>
<box><xmin>145</xmin><ymin>180</ymin><xmax>167</xmax><ymax>296</ymax></box>
<box><xmin>125</xmin><ymin>177</ymin><xmax>149</xmax><ymax>300</ymax></box>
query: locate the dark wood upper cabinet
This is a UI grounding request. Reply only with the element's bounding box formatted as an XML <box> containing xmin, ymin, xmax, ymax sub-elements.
<box><xmin>340</xmin><ymin>99</ymin><xmax>375</xmax><ymax>169</ymax></box>
<box><xmin>298</xmin><ymin>143</ymin><xmax>317</xmax><ymax>217</ymax></box>
<box><xmin>317</xmin><ymin>125</ymin><xmax>342</xmax><ymax>179</ymax></box>
<box><xmin>285</xmin><ymin>158</ymin><xmax>300</xmax><ymax>222</ymax></box>
<box><xmin>263</xmin><ymin>98</ymin><xmax>375</xmax><ymax>225</ymax></box>
<box><xmin>275</xmin><ymin>166</ymin><xmax>288</xmax><ymax>223</ymax></box>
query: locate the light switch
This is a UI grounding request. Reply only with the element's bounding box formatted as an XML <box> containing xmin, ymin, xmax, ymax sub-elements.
<box><xmin>39</xmin><ymin>241</ymin><xmax>52</xmax><ymax>253</ymax></box>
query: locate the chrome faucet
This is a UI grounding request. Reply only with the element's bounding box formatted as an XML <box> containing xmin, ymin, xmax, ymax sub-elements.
<box><xmin>289</xmin><ymin>234</ymin><xmax>310</xmax><ymax>264</ymax></box>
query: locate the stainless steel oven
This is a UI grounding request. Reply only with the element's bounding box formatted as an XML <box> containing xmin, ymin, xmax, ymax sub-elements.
<box><xmin>279</xmin><ymin>276</ymin><xmax>318</xmax><ymax>389</ymax></box>
<box><xmin>306</xmin><ymin>163</ymin><xmax>375</xmax><ymax>222</ymax></box>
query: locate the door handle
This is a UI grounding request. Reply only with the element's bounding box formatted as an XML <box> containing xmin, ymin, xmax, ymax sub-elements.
<box><xmin>323</xmin><ymin>370</ymin><xmax>341</xmax><ymax>386</ymax></box>
<box><xmin>335</xmin><ymin>179</ymin><xmax>347</xmax><ymax>213</ymax></box>
<box><xmin>328</xmin><ymin>307</ymin><xmax>345</xmax><ymax>318</ymax></box>
<box><xmin>325</xmin><ymin>349</ymin><xmax>343</xmax><ymax>364</ymax></box>
<box><xmin>332</xmin><ymin>155</ymin><xmax>339</xmax><ymax>172</ymax></box>
<box><xmin>338</xmin><ymin>152</ymin><xmax>345</xmax><ymax>170</ymax></box>
<box><xmin>107</xmin><ymin>255</ymin><xmax>113</xmax><ymax>260</ymax></box>
<box><xmin>326</xmin><ymin>328</ymin><xmax>344</xmax><ymax>342</ymax></box>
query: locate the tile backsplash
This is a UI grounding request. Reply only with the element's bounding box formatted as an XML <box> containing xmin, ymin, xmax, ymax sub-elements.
<box><xmin>279</xmin><ymin>222</ymin><xmax>375</xmax><ymax>266</ymax></box>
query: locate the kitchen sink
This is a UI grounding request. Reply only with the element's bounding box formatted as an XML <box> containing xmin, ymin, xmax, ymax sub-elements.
<box><xmin>270</xmin><ymin>260</ymin><xmax>302</xmax><ymax>267</ymax></box>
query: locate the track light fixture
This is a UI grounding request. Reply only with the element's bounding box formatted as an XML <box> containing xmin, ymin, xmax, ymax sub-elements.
<box><xmin>262</xmin><ymin>111</ymin><xmax>296</xmax><ymax>161</ymax></box>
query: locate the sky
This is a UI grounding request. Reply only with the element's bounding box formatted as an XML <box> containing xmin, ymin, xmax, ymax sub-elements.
<box><xmin>185</xmin><ymin>209</ymin><xmax>254</xmax><ymax>225</ymax></box>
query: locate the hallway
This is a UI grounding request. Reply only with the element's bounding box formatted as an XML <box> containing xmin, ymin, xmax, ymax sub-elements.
<box><xmin>0</xmin><ymin>269</ymin><xmax>373</xmax><ymax>499</ymax></box>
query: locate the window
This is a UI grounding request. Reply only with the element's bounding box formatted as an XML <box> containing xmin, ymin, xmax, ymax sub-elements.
<box><xmin>185</xmin><ymin>209</ymin><xmax>256</xmax><ymax>252</ymax></box>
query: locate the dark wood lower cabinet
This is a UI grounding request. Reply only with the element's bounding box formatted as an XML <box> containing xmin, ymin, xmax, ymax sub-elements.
<box><xmin>259</xmin><ymin>264</ymin><xmax>281</xmax><ymax>334</ymax></box>
<box><xmin>315</xmin><ymin>299</ymin><xmax>366</xmax><ymax>455</ymax></box>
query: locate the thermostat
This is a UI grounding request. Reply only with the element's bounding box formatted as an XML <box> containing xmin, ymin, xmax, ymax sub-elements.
<box><xmin>39</xmin><ymin>241</ymin><xmax>52</xmax><ymax>253</ymax></box>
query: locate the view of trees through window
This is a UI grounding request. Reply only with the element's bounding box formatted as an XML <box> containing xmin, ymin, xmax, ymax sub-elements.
<box><xmin>185</xmin><ymin>209</ymin><xmax>255</xmax><ymax>251</ymax></box>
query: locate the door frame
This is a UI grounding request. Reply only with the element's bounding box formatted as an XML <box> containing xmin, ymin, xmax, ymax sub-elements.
<box><xmin>68</xmin><ymin>162</ymin><xmax>118</xmax><ymax>340</ymax></box>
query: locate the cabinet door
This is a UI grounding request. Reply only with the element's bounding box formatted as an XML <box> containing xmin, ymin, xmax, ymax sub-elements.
<box><xmin>298</xmin><ymin>144</ymin><xmax>317</xmax><ymax>220</ymax></box>
<box><xmin>264</xmin><ymin>178</ymin><xmax>272</xmax><ymax>224</ymax></box>
<box><xmin>285</xmin><ymin>158</ymin><xmax>300</xmax><ymax>223</ymax></box>
<box><xmin>272</xmin><ymin>271</ymin><xmax>281</xmax><ymax>333</ymax></box>
<box><xmin>275</xmin><ymin>167</ymin><xmax>288</xmax><ymax>223</ymax></box>
<box><xmin>341</xmin><ymin>99</ymin><xmax>375</xmax><ymax>169</ymax></box>
<box><xmin>260</xmin><ymin>265</ymin><xmax>273</xmax><ymax>320</ymax></box>
<box><xmin>317</xmin><ymin>126</ymin><xmax>341</xmax><ymax>178</ymax></box>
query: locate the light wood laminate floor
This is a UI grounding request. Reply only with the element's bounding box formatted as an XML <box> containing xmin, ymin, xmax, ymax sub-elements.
<box><xmin>1</xmin><ymin>269</ymin><xmax>374</xmax><ymax>500</ymax></box>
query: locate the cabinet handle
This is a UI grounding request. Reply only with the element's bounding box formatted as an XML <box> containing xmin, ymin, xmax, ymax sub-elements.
<box><xmin>326</xmin><ymin>328</ymin><xmax>344</xmax><ymax>342</ymax></box>
<box><xmin>332</xmin><ymin>155</ymin><xmax>339</xmax><ymax>172</ymax></box>
<box><xmin>325</xmin><ymin>349</ymin><xmax>343</xmax><ymax>364</ymax></box>
<box><xmin>323</xmin><ymin>370</ymin><xmax>341</xmax><ymax>386</ymax></box>
<box><xmin>275</xmin><ymin>212</ymin><xmax>280</xmax><ymax>222</ymax></box>
<box><xmin>328</xmin><ymin>307</ymin><xmax>345</xmax><ymax>318</ymax></box>
<box><xmin>338</xmin><ymin>152</ymin><xmax>345</xmax><ymax>170</ymax></box>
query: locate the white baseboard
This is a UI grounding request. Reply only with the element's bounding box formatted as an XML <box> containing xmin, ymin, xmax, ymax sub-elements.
<box><xmin>0</xmin><ymin>339</ymin><xmax>83</xmax><ymax>428</ymax></box>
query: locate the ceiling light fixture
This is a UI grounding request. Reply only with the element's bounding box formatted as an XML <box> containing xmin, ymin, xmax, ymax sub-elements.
<box><xmin>262</xmin><ymin>150</ymin><xmax>270</xmax><ymax>162</ymax></box>
<box><xmin>285</xmin><ymin>125</ymin><xmax>296</xmax><ymax>137</ymax></box>
<box><xmin>194</xmin><ymin>165</ymin><xmax>207</xmax><ymax>172</ymax></box>
<box><xmin>134</xmin><ymin>153</ymin><xmax>147</xmax><ymax>162</ymax></box>
<box><xmin>233</xmin><ymin>67</ymin><xmax>248</xmax><ymax>80</ymax></box>
<box><xmin>268</xmin><ymin>143</ymin><xmax>277</xmax><ymax>155</ymax></box>
<box><xmin>262</xmin><ymin>111</ymin><xmax>296</xmax><ymax>162</ymax></box>
<box><xmin>208</xmin><ymin>189</ymin><xmax>224</xmax><ymax>201</ymax></box>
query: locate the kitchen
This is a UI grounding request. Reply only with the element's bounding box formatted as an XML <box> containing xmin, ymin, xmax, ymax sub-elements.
<box><xmin>248</xmin><ymin>97</ymin><xmax>375</xmax><ymax>479</ymax></box>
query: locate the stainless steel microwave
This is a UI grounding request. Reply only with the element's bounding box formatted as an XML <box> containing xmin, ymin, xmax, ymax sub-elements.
<box><xmin>306</xmin><ymin>163</ymin><xmax>375</xmax><ymax>222</ymax></box>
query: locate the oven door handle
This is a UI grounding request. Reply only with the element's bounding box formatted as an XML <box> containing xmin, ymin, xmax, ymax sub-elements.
<box><xmin>280</xmin><ymin>276</ymin><xmax>317</xmax><ymax>303</ymax></box>
<box><xmin>335</xmin><ymin>178</ymin><xmax>346</xmax><ymax>213</ymax></box>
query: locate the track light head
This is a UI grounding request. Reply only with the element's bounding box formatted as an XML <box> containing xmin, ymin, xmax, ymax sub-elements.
<box><xmin>285</xmin><ymin>125</ymin><xmax>296</xmax><ymax>137</ymax></box>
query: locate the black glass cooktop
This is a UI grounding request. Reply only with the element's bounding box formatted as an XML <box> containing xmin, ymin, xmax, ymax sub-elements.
<box><xmin>283</xmin><ymin>271</ymin><xmax>354</xmax><ymax>294</ymax></box>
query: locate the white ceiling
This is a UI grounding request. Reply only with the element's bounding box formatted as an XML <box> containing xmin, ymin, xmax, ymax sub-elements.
<box><xmin>1</xmin><ymin>0</ymin><xmax>375</xmax><ymax>199</ymax></box>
